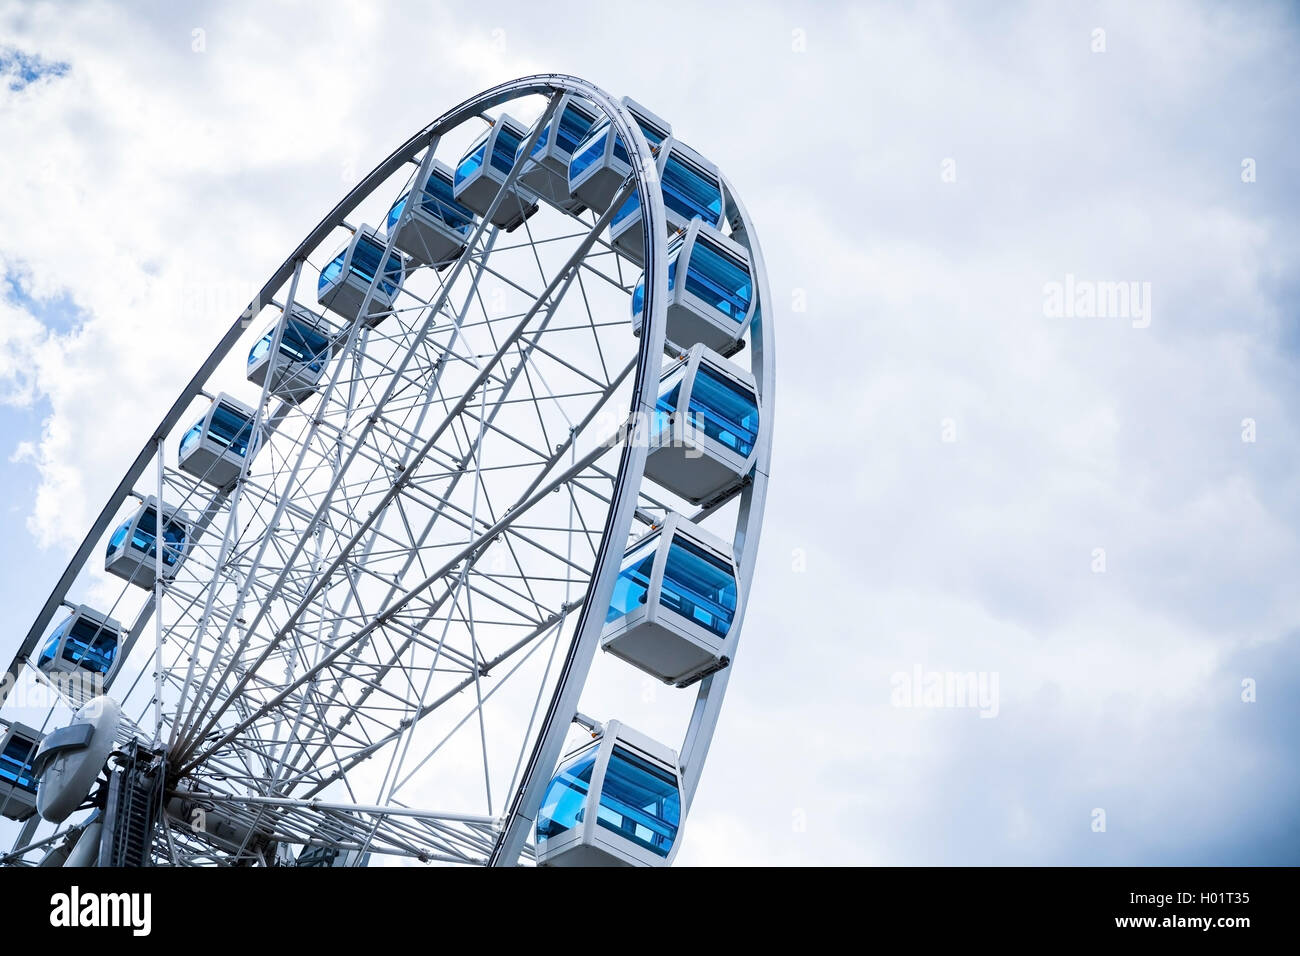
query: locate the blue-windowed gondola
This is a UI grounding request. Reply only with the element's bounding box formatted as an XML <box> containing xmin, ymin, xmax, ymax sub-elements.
<box><xmin>104</xmin><ymin>496</ymin><xmax>192</xmax><ymax>589</ymax></box>
<box><xmin>247</xmin><ymin>305</ymin><xmax>340</xmax><ymax>404</ymax></box>
<box><xmin>632</xmin><ymin>219</ymin><xmax>756</xmax><ymax>355</ymax></box>
<box><xmin>601</xmin><ymin>513</ymin><xmax>739</xmax><ymax>686</ymax></box>
<box><xmin>610</xmin><ymin>141</ymin><xmax>723</xmax><ymax>266</ymax></box>
<box><xmin>453</xmin><ymin>114</ymin><xmax>540</xmax><ymax>231</ymax></box>
<box><xmin>317</xmin><ymin>226</ymin><xmax>406</xmax><ymax>327</ymax></box>
<box><xmin>535</xmin><ymin>720</ymin><xmax>683</xmax><ymax>867</ymax></box>
<box><xmin>178</xmin><ymin>392</ymin><xmax>260</xmax><ymax>489</ymax></box>
<box><xmin>36</xmin><ymin>605</ymin><xmax>123</xmax><ymax>700</ymax></box>
<box><xmin>567</xmin><ymin>98</ymin><xmax>672</xmax><ymax>215</ymax></box>
<box><xmin>0</xmin><ymin>721</ymin><xmax>41</xmax><ymax>821</ymax></box>
<box><xmin>516</xmin><ymin>94</ymin><xmax>600</xmax><ymax>214</ymax></box>
<box><xmin>387</xmin><ymin>159</ymin><xmax>477</xmax><ymax>268</ymax></box>
<box><xmin>644</xmin><ymin>344</ymin><xmax>759</xmax><ymax>503</ymax></box>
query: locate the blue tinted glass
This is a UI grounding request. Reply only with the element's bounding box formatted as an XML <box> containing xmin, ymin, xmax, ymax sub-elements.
<box><xmin>689</xmin><ymin>366</ymin><xmax>757</xmax><ymax>456</ymax></box>
<box><xmin>162</xmin><ymin>517</ymin><xmax>186</xmax><ymax>567</ymax></box>
<box><xmin>387</xmin><ymin>193</ymin><xmax>407</xmax><ymax>235</ymax></box>
<box><xmin>350</xmin><ymin>236</ymin><xmax>403</xmax><ymax>297</ymax></box>
<box><xmin>250</xmin><ymin>317</ymin><xmax>329</xmax><ymax>372</ymax></box>
<box><xmin>248</xmin><ymin>333</ymin><xmax>271</xmax><ymax>367</ymax></box>
<box><xmin>612</xmin><ymin>118</ymin><xmax>667</xmax><ymax>167</ymax></box>
<box><xmin>606</xmin><ymin>538</ymin><xmax>659</xmax><ymax>624</ymax></box>
<box><xmin>659</xmin><ymin>536</ymin><xmax>736</xmax><ymax>638</ymax></box>
<box><xmin>596</xmin><ymin>746</ymin><xmax>680</xmax><ymax>857</ymax></box>
<box><xmin>179</xmin><ymin>422</ymin><xmax>202</xmax><ymax>459</ymax></box>
<box><xmin>636</xmin><ymin>118</ymin><xmax>667</xmax><ymax>150</ymax></box>
<box><xmin>318</xmin><ymin>253</ymin><xmax>345</xmax><ymax>294</ymax></box>
<box><xmin>530</xmin><ymin>103</ymin><xmax>599</xmax><ymax>159</ymax></box>
<box><xmin>630</xmin><ymin>253</ymin><xmax>678</xmax><ymax>319</ymax></box>
<box><xmin>491</xmin><ymin>124</ymin><xmax>525</xmax><ymax>174</ymax></box>
<box><xmin>39</xmin><ymin>622</ymin><xmax>65</xmax><ymax>663</ymax></box>
<box><xmin>569</xmin><ymin>125</ymin><xmax>609</xmax><ymax>183</ymax></box>
<box><xmin>550</xmin><ymin>104</ymin><xmax>597</xmax><ymax>157</ymax></box>
<box><xmin>297</xmin><ymin>846</ymin><xmax>337</xmax><ymax>866</ymax></box>
<box><xmin>529</xmin><ymin>121</ymin><xmax>549</xmax><ymax>157</ymax></box>
<box><xmin>685</xmin><ymin>238</ymin><xmax>751</xmax><ymax>321</ymax></box>
<box><xmin>130</xmin><ymin>508</ymin><xmax>186</xmax><ymax>568</ymax></box>
<box><xmin>455</xmin><ymin>134</ymin><xmax>489</xmax><ymax>188</ymax></box>
<box><xmin>107</xmin><ymin>517</ymin><xmax>130</xmax><ymax>557</ymax></box>
<box><xmin>420</xmin><ymin>171</ymin><xmax>475</xmax><ymax>233</ymax></box>
<box><xmin>208</xmin><ymin>403</ymin><xmax>255</xmax><ymax>457</ymax></box>
<box><xmin>536</xmin><ymin>752</ymin><xmax>597</xmax><ymax>843</ymax></box>
<box><xmin>63</xmin><ymin>617</ymin><xmax>117</xmax><ymax>673</ymax></box>
<box><xmin>282</xmin><ymin>318</ymin><xmax>331</xmax><ymax>369</ymax></box>
<box><xmin>612</xmin><ymin>136</ymin><xmax>629</xmax><ymax>166</ymax></box>
<box><xmin>662</xmin><ymin>154</ymin><xmax>722</xmax><ymax>226</ymax></box>
<box><xmin>653</xmin><ymin>367</ymin><xmax>685</xmax><ymax>437</ymax></box>
<box><xmin>131</xmin><ymin>508</ymin><xmax>158</xmax><ymax>559</ymax></box>
<box><xmin>390</xmin><ymin>173</ymin><xmax>475</xmax><ymax>234</ymax></box>
<box><xmin>612</xmin><ymin>193</ymin><xmax>640</xmax><ymax>227</ymax></box>
<box><xmin>0</xmin><ymin>737</ymin><xmax>38</xmax><ymax>792</ymax></box>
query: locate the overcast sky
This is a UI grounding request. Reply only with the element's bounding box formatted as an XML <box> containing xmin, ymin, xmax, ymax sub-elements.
<box><xmin>2</xmin><ymin>0</ymin><xmax>1298</xmax><ymax>865</ymax></box>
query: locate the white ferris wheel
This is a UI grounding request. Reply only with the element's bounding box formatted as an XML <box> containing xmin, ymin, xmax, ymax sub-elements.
<box><xmin>0</xmin><ymin>74</ymin><xmax>773</xmax><ymax>868</ymax></box>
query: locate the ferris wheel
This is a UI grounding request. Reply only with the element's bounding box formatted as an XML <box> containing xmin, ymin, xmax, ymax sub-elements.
<box><xmin>0</xmin><ymin>74</ymin><xmax>773</xmax><ymax>868</ymax></box>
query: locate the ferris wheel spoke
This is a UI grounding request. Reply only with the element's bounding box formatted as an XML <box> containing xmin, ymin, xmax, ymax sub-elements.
<box><xmin>169</xmin><ymin>790</ymin><xmax>499</xmax><ymax>864</ymax></box>
<box><xmin>172</xmin><ymin>171</ymin><xmax>624</xmax><ymax>759</ymax></box>
<box><xmin>177</xmin><ymin>420</ymin><xmax>626</xmax><ymax>777</ymax></box>
<box><xmin>387</xmin><ymin>610</ymin><xmax>567</xmax><ymax>802</ymax></box>
<box><xmin>167</xmin><ymin>188</ymin><xmax>512</xmax><ymax>749</ymax></box>
<box><xmin>175</xmin><ymin>223</ymin><xmax>637</xmax><ymax>770</ymax></box>
<box><xmin>202</xmin><ymin>486</ymin><xmax>603</xmax><ymax>790</ymax></box>
<box><xmin>270</xmin><ymin>525</ymin><xmax>563</xmax><ymax>790</ymax></box>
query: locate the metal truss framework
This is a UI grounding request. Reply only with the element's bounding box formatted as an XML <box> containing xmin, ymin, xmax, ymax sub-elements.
<box><xmin>0</xmin><ymin>75</ymin><xmax>773</xmax><ymax>867</ymax></box>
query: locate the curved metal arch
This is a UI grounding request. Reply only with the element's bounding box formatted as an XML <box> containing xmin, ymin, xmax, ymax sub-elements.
<box><xmin>490</xmin><ymin>171</ymin><xmax>775</xmax><ymax>863</ymax></box>
<box><xmin>678</xmin><ymin>172</ymin><xmax>774</xmax><ymax>809</ymax></box>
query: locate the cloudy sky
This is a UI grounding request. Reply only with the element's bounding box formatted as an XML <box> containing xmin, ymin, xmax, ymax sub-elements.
<box><xmin>2</xmin><ymin>0</ymin><xmax>1298</xmax><ymax>865</ymax></box>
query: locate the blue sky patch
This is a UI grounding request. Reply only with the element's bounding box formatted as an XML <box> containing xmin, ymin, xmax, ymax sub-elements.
<box><xmin>0</xmin><ymin>46</ymin><xmax>69</xmax><ymax>91</ymax></box>
<box><xmin>4</xmin><ymin>272</ymin><xmax>84</xmax><ymax>332</ymax></box>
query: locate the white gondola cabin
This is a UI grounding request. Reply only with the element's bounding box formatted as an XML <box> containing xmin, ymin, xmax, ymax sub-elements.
<box><xmin>36</xmin><ymin>605</ymin><xmax>123</xmax><ymax>702</ymax></box>
<box><xmin>247</xmin><ymin>305</ymin><xmax>340</xmax><ymax>404</ymax></box>
<box><xmin>317</xmin><ymin>226</ymin><xmax>406</xmax><ymax>326</ymax></box>
<box><xmin>386</xmin><ymin>159</ymin><xmax>477</xmax><ymax>268</ymax></box>
<box><xmin>609</xmin><ymin>140</ymin><xmax>723</xmax><ymax>265</ymax></box>
<box><xmin>453</xmin><ymin>114</ymin><xmax>540</xmax><ymax>231</ymax></box>
<box><xmin>535</xmin><ymin>720</ymin><xmax>683</xmax><ymax>867</ymax></box>
<box><xmin>567</xmin><ymin>98</ymin><xmax>672</xmax><ymax>215</ymax></box>
<box><xmin>104</xmin><ymin>496</ymin><xmax>192</xmax><ymax>589</ymax></box>
<box><xmin>178</xmin><ymin>392</ymin><xmax>259</xmax><ymax>489</ymax></box>
<box><xmin>601</xmin><ymin>513</ymin><xmax>739</xmax><ymax>686</ymax></box>
<box><xmin>0</xmin><ymin>721</ymin><xmax>41</xmax><ymax>821</ymax></box>
<box><xmin>632</xmin><ymin>219</ymin><xmax>756</xmax><ymax>356</ymax></box>
<box><xmin>644</xmin><ymin>344</ymin><xmax>758</xmax><ymax>503</ymax></box>
<box><xmin>516</xmin><ymin>94</ymin><xmax>600</xmax><ymax>214</ymax></box>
